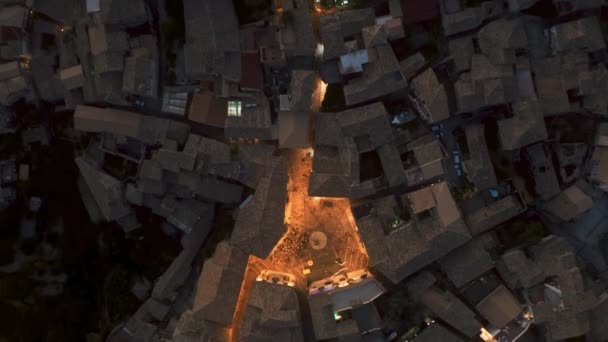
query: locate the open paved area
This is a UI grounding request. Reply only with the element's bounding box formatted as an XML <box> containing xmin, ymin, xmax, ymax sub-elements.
<box><xmin>268</xmin><ymin>149</ymin><xmax>369</xmax><ymax>287</ymax></box>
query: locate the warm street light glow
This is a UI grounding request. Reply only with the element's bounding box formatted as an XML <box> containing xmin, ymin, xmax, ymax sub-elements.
<box><xmin>480</xmin><ymin>328</ymin><xmax>497</xmax><ymax>342</ymax></box>
<box><xmin>317</xmin><ymin>80</ymin><xmax>328</xmax><ymax>104</ymax></box>
<box><xmin>306</xmin><ymin>147</ymin><xmax>315</xmax><ymax>157</ymax></box>
<box><xmin>315</xmin><ymin>43</ymin><xmax>324</xmax><ymax>58</ymax></box>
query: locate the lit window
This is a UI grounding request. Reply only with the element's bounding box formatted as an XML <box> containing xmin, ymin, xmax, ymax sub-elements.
<box><xmin>227</xmin><ymin>100</ymin><xmax>242</xmax><ymax>117</ymax></box>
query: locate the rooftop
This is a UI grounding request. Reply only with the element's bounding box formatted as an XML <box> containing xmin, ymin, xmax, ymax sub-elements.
<box><xmin>122</xmin><ymin>54</ymin><xmax>158</xmax><ymax>98</ymax></box>
<box><xmin>288</xmin><ymin>69</ymin><xmax>315</xmax><ymax>112</ymax></box>
<box><xmin>475</xmin><ymin>284</ymin><xmax>522</xmax><ymax>328</ymax></box>
<box><xmin>465</xmin><ymin>194</ymin><xmax>525</xmax><ymax>235</ymax></box>
<box><xmin>343</xmin><ymin>44</ymin><xmax>407</xmax><ymax>106</ymax></box>
<box><xmin>319</xmin><ymin>8</ymin><xmax>376</xmax><ymax>61</ymax></box>
<box><xmin>533</xmin><ymin>266</ymin><xmax>597</xmax><ymax>340</ymax></box>
<box><xmin>442</xmin><ymin>1</ymin><xmax>503</xmax><ymax>36</ymax></box>
<box><xmin>192</xmin><ymin>241</ymin><xmax>248</xmax><ymax>326</ymax></box>
<box><xmin>230</xmin><ymin>156</ymin><xmax>288</xmax><ymax>258</ymax></box>
<box><xmin>524</xmin><ymin>143</ymin><xmax>560</xmax><ymax>200</ymax></box>
<box><xmin>498</xmin><ymin>235</ymin><xmax>577</xmax><ymax>288</ymax></box>
<box><xmin>188</xmin><ymin>91</ymin><xmax>228</xmax><ymax>127</ymax></box>
<box><xmin>308</xmin><ymin>277</ymin><xmax>385</xmax><ymax>340</ymax></box>
<box><xmin>239</xmin><ymin>52</ymin><xmax>264</xmax><ymax>91</ymax></box>
<box><xmin>544</xmin><ymin>184</ymin><xmax>594</xmax><ymax>222</ymax></box>
<box><xmin>498</xmin><ymin>100</ymin><xmax>548</xmax><ymax>150</ymax></box>
<box><xmin>309</xmin><ymin>102</ymin><xmax>398</xmax><ymax>198</ymax></box>
<box><xmin>75</xmin><ymin>157</ymin><xmax>132</xmax><ymax>223</ymax></box>
<box><xmin>281</xmin><ymin>0</ymin><xmax>316</xmax><ymax>57</ymax></box>
<box><xmin>419</xmin><ymin>286</ymin><xmax>482</xmax><ymax>337</ymax></box>
<box><xmin>279</xmin><ymin>110</ymin><xmax>310</xmax><ymax>149</ymax></box>
<box><xmin>477</xmin><ymin>17</ymin><xmax>528</xmax><ymax>65</ymax></box>
<box><xmin>411</xmin><ymin>68</ymin><xmax>449</xmax><ymax>123</ymax></box>
<box><xmin>238</xmin><ymin>282</ymin><xmax>304</xmax><ymax>341</ymax></box>
<box><xmin>183</xmin><ymin>0</ymin><xmax>240</xmax><ymax>80</ymax></box>
<box><xmin>464</xmin><ymin>124</ymin><xmax>497</xmax><ymax>190</ymax></box>
<box><xmin>224</xmin><ymin>95</ymin><xmax>273</xmax><ymax>140</ymax></box>
<box><xmin>439</xmin><ymin>238</ymin><xmax>495</xmax><ymax>288</ymax></box>
<box><xmin>551</xmin><ymin>16</ymin><xmax>606</xmax><ymax>53</ymax></box>
<box><xmin>413</xmin><ymin>323</ymin><xmax>463</xmax><ymax>342</ymax></box>
<box><xmin>354</xmin><ymin>181</ymin><xmax>471</xmax><ymax>283</ymax></box>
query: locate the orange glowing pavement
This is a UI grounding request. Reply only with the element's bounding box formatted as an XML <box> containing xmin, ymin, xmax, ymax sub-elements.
<box><xmin>229</xmin><ymin>148</ymin><xmax>369</xmax><ymax>341</ymax></box>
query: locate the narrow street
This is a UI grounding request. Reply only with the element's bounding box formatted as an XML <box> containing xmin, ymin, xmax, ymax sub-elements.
<box><xmin>229</xmin><ymin>4</ymin><xmax>370</xmax><ymax>340</ymax></box>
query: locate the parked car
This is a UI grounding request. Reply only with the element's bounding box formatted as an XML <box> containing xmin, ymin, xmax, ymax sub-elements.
<box><xmin>256</xmin><ymin>270</ymin><xmax>295</xmax><ymax>287</ymax></box>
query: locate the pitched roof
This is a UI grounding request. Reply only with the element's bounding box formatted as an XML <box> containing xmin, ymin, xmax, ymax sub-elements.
<box><xmin>589</xmin><ymin>146</ymin><xmax>608</xmax><ymax>188</ymax></box>
<box><xmin>439</xmin><ymin>239</ymin><xmax>495</xmax><ymax>288</ymax></box>
<box><xmin>507</xmin><ymin>0</ymin><xmax>541</xmax><ymax>11</ymax></box>
<box><xmin>281</xmin><ymin>0</ymin><xmax>316</xmax><ymax>57</ymax></box>
<box><xmin>475</xmin><ymin>285</ymin><xmax>521</xmax><ymax>328</ymax></box>
<box><xmin>419</xmin><ymin>287</ymin><xmax>482</xmax><ymax>337</ymax></box>
<box><xmin>525</xmin><ymin>143</ymin><xmax>560</xmax><ymax>200</ymax></box>
<box><xmin>59</xmin><ymin>65</ymin><xmax>85</xmax><ymax>90</ymax></box>
<box><xmin>100</xmin><ymin>0</ymin><xmax>148</xmax><ymax>27</ymax></box>
<box><xmin>308</xmin><ymin>292</ymin><xmax>360</xmax><ymax>340</ymax></box>
<box><xmin>231</xmin><ymin>157</ymin><xmax>288</xmax><ymax>258</ymax></box>
<box><xmin>74</xmin><ymin>105</ymin><xmax>173</xmax><ymax>145</ymax></box>
<box><xmin>122</xmin><ymin>55</ymin><xmax>158</xmax><ymax>98</ymax></box>
<box><xmin>238</xmin><ymin>282</ymin><xmax>304</xmax><ymax>341</ymax></box>
<box><xmin>183</xmin><ymin>0</ymin><xmax>240</xmax><ymax>80</ymax></box>
<box><xmin>533</xmin><ymin>266</ymin><xmax>597</xmax><ymax>340</ymax></box>
<box><xmin>362</xmin><ymin>25</ymin><xmax>388</xmax><ymax>48</ymax></box>
<box><xmin>477</xmin><ymin>17</ymin><xmax>528</xmax><ymax>65</ymax></box>
<box><xmin>319</xmin><ymin>8</ymin><xmax>375</xmax><ymax>60</ymax></box>
<box><xmin>399</xmin><ymin>52</ymin><xmax>427</xmax><ymax>80</ymax></box>
<box><xmin>355</xmin><ymin>182</ymin><xmax>471</xmax><ymax>283</ymax></box>
<box><xmin>343</xmin><ymin>43</ymin><xmax>407</xmax><ymax>106</ymax></box>
<box><xmin>192</xmin><ymin>241</ymin><xmax>248</xmax><ymax>325</ymax></box>
<box><xmin>172</xmin><ymin>310</ymin><xmax>230</xmax><ymax>342</ymax></box>
<box><xmin>498</xmin><ymin>100</ymin><xmax>548</xmax><ymax>150</ymax></box>
<box><xmin>552</xmin><ymin>16</ymin><xmax>606</xmax><ymax>52</ymax></box>
<box><xmin>0</xmin><ymin>61</ymin><xmax>20</xmax><ymax>80</ymax></box>
<box><xmin>288</xmin><ymin>69</ymin><xmax>315</xmax><ymax>111</ymax></box>
<box><xmin>413</xmin><ymin>323</ymin><xmax>464</xmax><ymax>342</ymax></box>
<box><xmin>188</xmin><ymin>91</ymin><xmax>228</xmax><ymax>127</ymax></box>
<box><xmin>464</xmin><ymin>124</ymin><xmax>497</xmax><ymax>190</ymax></box>
<box><xmin>590</xmin><ymin>296</ymin><xmax>608</xmax><ymax>342</ymax></box>
<box><xmin>279</xmin><ymin>110</ymin><xmax>310</xmax><ymax>149</ymax></box>
<box><xmin>308</xmin><ymin>278</ymin><xmax>385</xmax><ymax>340</ymax></box>
<box><xmin>411</xmin><ymin>68</ymin><xmax>449</xmax><ymax>122</ymax></box>
<box><xmin>449</xmin><ymin>36</ymin><xmax>474</xmax><ymax>74</ymax></box>
<box><xmin>87</xmin><ymin>24</ymin><xmax>129</xmax><ymax>56</ymax></box>
<box><xmin>309</xmin><ymin>102</ymin><xmax>396</xmax><ymax>198</ymax></box>
<box><xmin>0</xmin><ymin>6</ymin><xmax>25</xmax><ymax>29</ymax></box>
<box><xmin>224</xmin><ymin>95</ymin><xmax>273</xmax><ymax>140</ymax></box>
<box><xmin>76</xmin><ymin>157</ymin><xmax>132</xmax><ymax>222</ymax></box>
<box><xmin>544</xmin><ymin>184</ymin><xmax>594</xmax><ymax>221</ymax></box>
<box><xmin>239</xmin><ymin>52</ymin><xmax>264</xmax><ymax>91</ymax></box>
<box><xmin>442</xmin><ymin>1</ymin><xmax>502</xmax><ymax>36</ymax></box>
<box><xmin>499</xmin><ymin>236</ymin><xmax>576</xmax><ymax>288</ymax></box>
<box><xmin>465</xmin><ymin>195</ymin><xmax>525</xmax><ymax>235</ymax></box>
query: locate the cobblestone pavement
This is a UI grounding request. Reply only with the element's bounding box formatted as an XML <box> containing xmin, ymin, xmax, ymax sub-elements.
<box><xmin>266</xmin><ymin>149</ymin><xmax>369</xmax><ymax>289</ymax></box>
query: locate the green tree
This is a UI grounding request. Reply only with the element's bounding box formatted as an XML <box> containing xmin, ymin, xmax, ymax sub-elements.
<box><xmin>100</xmin><ymin>265</ymin><xmax>138</xmax><ymax>334</ymax></box>
<box><xmin>503</xmin><ymin>219</ymin><xmax>547</xmax><ymax>247</ymax></box>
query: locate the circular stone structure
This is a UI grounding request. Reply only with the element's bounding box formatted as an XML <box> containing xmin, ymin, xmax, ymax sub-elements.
<box><xmin>309</xmin><ymin>231</ymin><xmax>328</xmax><ymax>250</ymax></box>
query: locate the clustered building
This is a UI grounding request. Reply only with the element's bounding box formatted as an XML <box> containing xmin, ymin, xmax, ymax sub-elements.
<box><xmin>3</xmin><ymin>0</ymin><xmax>608</xmax><ymax>341</ymax></box>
